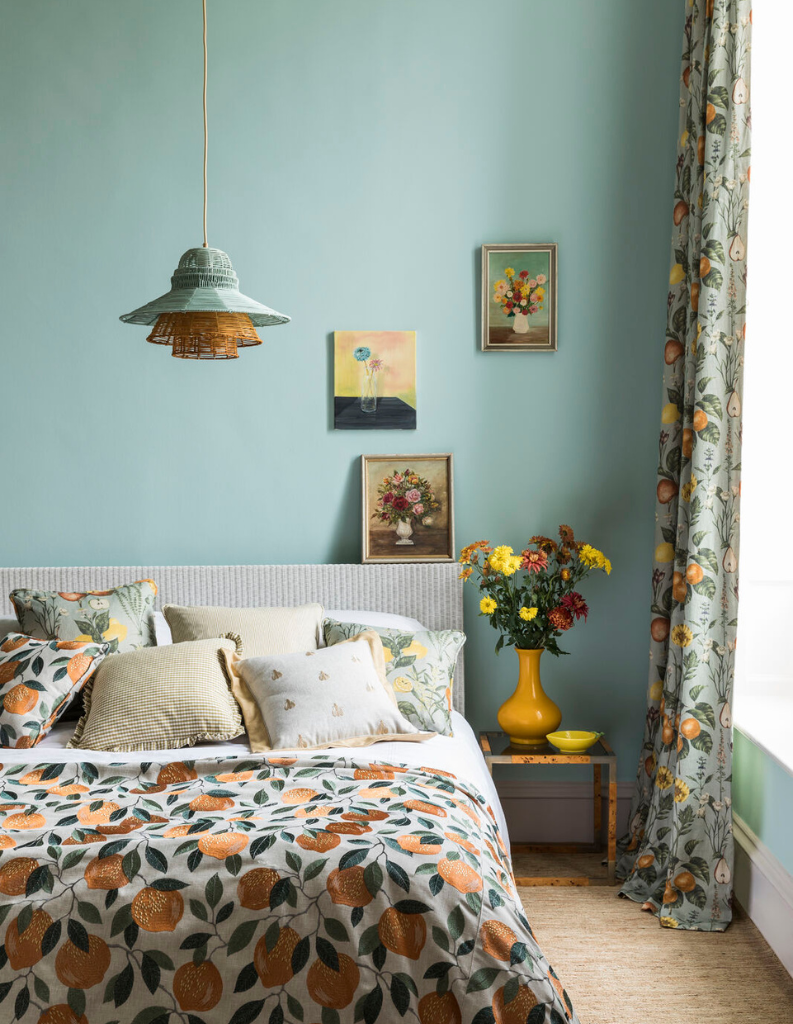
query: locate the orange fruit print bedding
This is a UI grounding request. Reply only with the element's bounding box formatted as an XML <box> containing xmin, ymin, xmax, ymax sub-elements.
<box><xmin>0</xmin><ymin>755</ymin><xmax>577</xmax><ymax>1023</ymax></box>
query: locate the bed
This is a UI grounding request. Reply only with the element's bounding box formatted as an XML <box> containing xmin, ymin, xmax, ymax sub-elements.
<box><xmin>0</xmin><ymin>564</ymin><xmax>577</xmax><ymax>1024</ymax></box>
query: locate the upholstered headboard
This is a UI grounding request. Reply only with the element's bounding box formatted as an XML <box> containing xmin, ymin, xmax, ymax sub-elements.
<box><xmin>0</xmin><ymin>563</ymin><xmax>465</xmax><ymax>712</ymax></box>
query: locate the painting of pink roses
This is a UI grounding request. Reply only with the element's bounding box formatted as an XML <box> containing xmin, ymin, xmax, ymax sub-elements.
<box><xmin>482</xmin><ymin>243</ymin><xmax>558</xmax><ymax>351</ymax></box>
<box><xmin>361</xmin><ymin>453</ymin><xmax>454</xmax><ymax>563</ymax></box>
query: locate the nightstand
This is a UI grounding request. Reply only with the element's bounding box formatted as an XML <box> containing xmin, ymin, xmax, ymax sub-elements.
<box><xmin>479</xmin><ymin>730</ymin><xmax>618</xmax><ymax>885</ymax></box>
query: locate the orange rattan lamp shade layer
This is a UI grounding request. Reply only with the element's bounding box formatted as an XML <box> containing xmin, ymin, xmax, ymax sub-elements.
<box><xmin>147</xmin><ymin>311</ymin><xmax>262</xmax><ymax>360</ymax></box>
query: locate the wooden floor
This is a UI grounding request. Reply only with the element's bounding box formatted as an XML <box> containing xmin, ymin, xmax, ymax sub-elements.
<box><xmin>517</xmin><ymin>856</ymin><xmax>793</xmax><ymax>1024</ymax></box>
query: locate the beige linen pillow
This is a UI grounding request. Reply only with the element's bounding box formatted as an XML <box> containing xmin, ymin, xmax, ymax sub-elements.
<box><xmin>69</xmin><ymin>637</ymin><xmax>243</xmax><ymax>752</ymax></box>
<box><xmin>163</xmin><ymin>603</ymin><xmax>323</xmax><ymax>658</ymax></box>
<box><xmin>225</xmin><ymin>631</ymin><xmax>434</xmax><ymax>752</ymax></box>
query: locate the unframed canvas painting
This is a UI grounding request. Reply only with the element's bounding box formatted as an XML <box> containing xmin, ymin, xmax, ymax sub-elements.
<box><xmin>334</xmin><ymin>331</ymin><xmax>416</xmax><ymax>429</ymax></box>
<box><xmin>482</xmin><ymin>244</ymin><xmax>557</xmax><ymax>352</ymax></box>
<box><xmin>362</xmin><ymin>454</ymin><xmax>454</xmax><ymax>563</ymax></box>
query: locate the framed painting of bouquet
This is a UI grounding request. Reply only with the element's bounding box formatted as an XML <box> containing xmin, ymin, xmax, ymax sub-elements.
<box><xmin>481</xmin><ymin>243</ymin><xmax>557</xmax><ymax>352</ymax></box>
<box><xmin>361</xmin><ymin>453</ymin><xmax>454</xmax><ymax>563</ymax></box>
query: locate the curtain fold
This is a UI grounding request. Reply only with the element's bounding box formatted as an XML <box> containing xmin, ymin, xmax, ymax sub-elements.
<box><xmin>616</xmin><ymin>0</ymin><xmax>751</xmax><ymax>931</ymax></box>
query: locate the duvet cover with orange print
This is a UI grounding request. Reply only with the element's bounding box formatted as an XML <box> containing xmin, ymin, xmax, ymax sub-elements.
<box><xmin>0</xmin><ymin>754</ymin><xmax>577</xmax><ymax>1024</ymax></box>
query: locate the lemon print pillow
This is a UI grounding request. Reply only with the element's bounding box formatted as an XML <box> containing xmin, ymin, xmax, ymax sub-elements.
<box><xmin>323</xmin><ymin>619</ymin><xmax>465</xmax><ymax>736</ymax></box>
<box><xmin>10</xmin><ymin>579</ymin><xmax>158</xmax><ymax>654</ymax></box>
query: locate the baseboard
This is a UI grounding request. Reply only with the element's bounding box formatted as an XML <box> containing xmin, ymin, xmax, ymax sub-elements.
<box><xmin>496</xmin><ymin>779</ymin><xmax>634</xmax><ymax>845</ymax></box>
<box><xmin>734</xmin><ymin>813</ymin><xmax>793</xmax><ymax>976</ymax></box>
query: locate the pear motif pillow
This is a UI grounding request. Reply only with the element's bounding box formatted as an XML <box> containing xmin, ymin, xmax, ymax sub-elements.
<box><xmin>227</xmin><ymin>634</ymin><xmax>433</xmax><ymax>752</ymax></box>
<box><xmin>322</xmin><ymin>619</ymin><xmax>465</xmax><ymax>736</ymax></box>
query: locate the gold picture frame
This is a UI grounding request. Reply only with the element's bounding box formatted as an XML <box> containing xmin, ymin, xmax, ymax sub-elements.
<box><xmin>361</xmin><ymin>453</ymin><xmax>455</xmax><ymax>563</ymax></box>
<box><xmin>481</xmin><ymin>243</ymin><xmax>558</xmax><ymax>352</ymax></box>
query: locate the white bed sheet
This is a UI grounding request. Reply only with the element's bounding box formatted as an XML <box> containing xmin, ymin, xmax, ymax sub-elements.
<box><xmin>3</xmin><ymin>711</ymin><xmax>509</xmax><ymax>852</ymax></box>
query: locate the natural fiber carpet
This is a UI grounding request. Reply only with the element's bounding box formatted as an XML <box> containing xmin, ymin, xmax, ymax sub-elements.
<box><xmin>519</xmin><ymin>872</ymin><xmax>793</xmax><ymax>1024</ymax></box>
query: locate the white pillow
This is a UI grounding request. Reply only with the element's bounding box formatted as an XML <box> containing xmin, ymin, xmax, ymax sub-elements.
<box><xmin>154</xmin><ymin>611</ymin><xmax>172</xmax><ymax>646</ymax></box>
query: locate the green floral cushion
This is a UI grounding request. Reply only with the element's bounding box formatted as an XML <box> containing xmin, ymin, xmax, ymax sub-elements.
<box><xmin>10</xmin><ymin>579</ymin><xmax>158</xmax><ymax>655</ymax></box>
<box><xmin>0</xmin><ymin>632</ymin><xmax>109</xmax><ymax>748</ymax></box>
<box><xmin>323</xmin><ymin>618</ymin><xmax>465</xmax><ymax>736</ymax></box>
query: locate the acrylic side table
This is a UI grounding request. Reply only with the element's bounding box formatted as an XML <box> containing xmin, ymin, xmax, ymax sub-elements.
<box><xmin>480</xmin><ymin>731</ymin><xmax>618</xmax><ymax>886</ymax></box>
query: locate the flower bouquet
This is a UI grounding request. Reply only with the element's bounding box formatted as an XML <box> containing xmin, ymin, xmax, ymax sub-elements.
<box><xmin>459</xmin><ymin>525</ymin><xmax>611</xmax><ymax>743</ymax></box>
<box><xmin>375</xmin><ymin>468</ymin><xmax>440</xmax><ymax>547</ymax></box>
<box><xmin>493</xmin><ymin>268</ymin><xmax>548</xmax><ymax>335</ymax></box>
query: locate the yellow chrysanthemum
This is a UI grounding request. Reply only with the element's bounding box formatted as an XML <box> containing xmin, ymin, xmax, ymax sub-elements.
<box><xmin>519</xmin><ymin>607</ymin><xmax>538</xmax><ymax>622</ymax></box>
<box><xmin>504</xmin><ymin>267</ymin><xmax>515</xmax><ymax>278</ymax></box>
<box><xmin>580</xmin><ymin>544</ymin><xmax>610</xmax><ymax>573</ymax></box>
<box><xmin>459</xmin><ymin>567</ymin><xmax>473</xmax><ymax>581</ymax></box>
<box><xmin>671</xmin><ymin>624</ymin><xmax>693</xmax><ymax>648</ymax></box>
<box><xmin>674</xmin><ymin>778</ymin><xmax>690</xmax><ymax>803</ymax></box>
<box><xmin>480</xmin><ymin>597</ymin><xmax>497</xmax><ymax>615</ymax></box>
<box><xmin>536</xmin><ymin>287</ymin><xmax>545</xmax><ymax>297</ymax></box>
<box><xmin>656</xmin><ymin>766</ymin><xmax>674</xmax><ymax>790</ymax></box>
<box><xmin>488</xmin><ymin>545</ymin><xmax>521</xmax><ymax>576</ymax></box>
<box><xmin>393</xmin><ymin>677</ymin><xmax>413</xmax><ymax>693</ymax></box>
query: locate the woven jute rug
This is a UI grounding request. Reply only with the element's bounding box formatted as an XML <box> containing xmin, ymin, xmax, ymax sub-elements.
<box><xmin>519</xmin><ymin>880</ymin><xmax>793</xmax><ymax>1024</ymax></box>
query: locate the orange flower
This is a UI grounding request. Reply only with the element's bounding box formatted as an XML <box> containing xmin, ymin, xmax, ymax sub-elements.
<box><xmin>528</xmin><ymin>534</ymin><xmax>558</xmax><ymax>553</ymax></box>
<box><xmin>458</xmin><ymin>540</ymin><xmax>492</xmax><ymax>565</ymax></box>
<box><xmin>558</xmin><ymin>524</ymin><xmax>575</xmax><ymax>543</ymax></box>
<box><xmin>520</xmin><ymin>549</ymin><xmax>548</xmax><ymax>573</ymax></box>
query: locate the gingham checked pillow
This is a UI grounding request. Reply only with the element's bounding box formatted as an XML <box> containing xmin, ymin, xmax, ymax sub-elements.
<box><xmin>69</xmin><ymin>636</ymin><xmax>242</xmax><ymax>752</ymax></box>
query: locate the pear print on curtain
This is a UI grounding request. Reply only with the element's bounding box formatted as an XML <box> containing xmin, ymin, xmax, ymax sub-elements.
<box><xmin>616</xmin><ymin>0</ymin><xmax>751</xmax><ymax>931</ymax></box>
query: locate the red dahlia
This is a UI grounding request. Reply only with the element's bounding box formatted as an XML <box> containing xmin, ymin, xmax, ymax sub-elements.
<box><xmin>562</xmin><ymin>592</ymin><xmax>589</xmax><ymax>622</ymax></box>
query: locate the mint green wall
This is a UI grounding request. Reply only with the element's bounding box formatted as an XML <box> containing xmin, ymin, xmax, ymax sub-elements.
<box><xmin>734</xmin><ymin>730</ymin><xmax>793</xmax><ymax>876</ymax></box>
<box><xmin>0</xmin><ymin>1</ymin><xmax>681</xmax><ymax>778</ymax></box>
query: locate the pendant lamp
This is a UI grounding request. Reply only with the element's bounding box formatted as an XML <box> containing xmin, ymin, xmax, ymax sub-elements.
<box><xmin>120</xmin><ymin>0</ymin><xmax>289</xmax><ymax>358</ymax></box>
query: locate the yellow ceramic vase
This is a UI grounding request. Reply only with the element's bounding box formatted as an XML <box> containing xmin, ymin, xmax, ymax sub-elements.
<box><xmin>497</xmin><ymin>648</ymin><xmax>562</xmax><ymax>745</ymax></box>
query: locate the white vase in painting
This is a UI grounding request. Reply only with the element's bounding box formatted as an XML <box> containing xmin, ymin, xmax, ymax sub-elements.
<box><xmin>395</xmin><ymin>519</ymin><xmax>414</xmax><ymax>545</ymax></box>
<box><xmin>512</xmin><ymin>312</ymin><xmax>530</xmax><ymax>335</ymax></box>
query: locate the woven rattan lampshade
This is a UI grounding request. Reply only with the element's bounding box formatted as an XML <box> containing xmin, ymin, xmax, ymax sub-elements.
<box><xmin>147</xmin><ymin>311</ymin><xmax>261</xmax><ymax>359</ymax></box>
<box><xmin>119</xmin><ymin>0</ymin><xmax>289</xmax><ymax>358</ymax></box>
<box><xmin>120</xmin><ymin>248</ymin><xmax>289</xmax><ymax>328</ymax></box>
<box><xmin>121</xmin><ymin>248</ymin><xmax>288</xmax><ymax>358</ymax></box>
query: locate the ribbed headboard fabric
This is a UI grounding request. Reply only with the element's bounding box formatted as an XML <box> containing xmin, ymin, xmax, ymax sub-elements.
<box><xmin>0</xmin><ymin>564</ymin><xmax>465</xmax><ymax>712</ymax></box>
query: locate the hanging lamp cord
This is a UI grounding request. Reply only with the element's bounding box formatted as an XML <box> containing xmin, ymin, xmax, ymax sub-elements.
<box><xmin>202</xmin><ymin>0</ymin><xmax>209</xmax><ymax>248</ymax></box>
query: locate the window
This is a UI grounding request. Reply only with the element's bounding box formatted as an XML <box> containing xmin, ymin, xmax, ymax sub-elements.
<box><xmin>735</xmin><ymin>6</ymin><xmax>793</xmax><ymax>771</ymax></box>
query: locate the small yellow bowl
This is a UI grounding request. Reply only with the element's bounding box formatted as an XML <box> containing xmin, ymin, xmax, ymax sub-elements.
<box><xmin>546</xmin><ymin>730</ymin><xmax>603</xmax><ymax>753</ymax></box>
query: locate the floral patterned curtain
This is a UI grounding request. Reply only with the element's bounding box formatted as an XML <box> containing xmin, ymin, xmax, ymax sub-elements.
<box><xmin>616</xmin><ymin>0</ymin><xmax>751</xmax><ymax>931</ymax></box>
